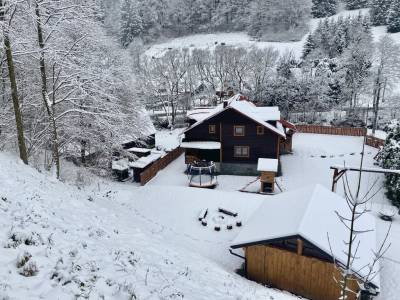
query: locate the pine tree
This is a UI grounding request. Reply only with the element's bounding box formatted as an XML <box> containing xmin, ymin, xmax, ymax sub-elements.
<box><xmin>302</xmin><ymin>34</ymin><xmax>316</xmax><ymax>58</ymax></box>
<box><xmin>370</xmin><ymin>0</ymin><xmax>392</xmax><ymax>26</ymax></box>
<box><xmin>387</xmin><ymin>0</ymin><xmax>400</xmax><ymax>33</ymax></box>
<box><xmin>120</xmin><ymin>0</ymin><xmax>143</xmax><ymax>47</ymax></box>
<box><xmin>379</xmin><ymin>120</ymin><xmax>400</xmax><ymax>207</ymax></box>
<box><xmin>344</xmin><ymin>0</ymin><xmax>368</xmax><ymax>10</ymax></box>
<box><xmin>311</xmin><ymin>0</ymin><xmax>337</xmax><ymax>18</ymax></box>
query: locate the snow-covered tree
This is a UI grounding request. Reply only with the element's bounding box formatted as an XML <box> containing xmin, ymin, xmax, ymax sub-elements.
<box><xmin>343</xmin><ymin>0</ymin><xmax>368</xmax><ymax>9</ymax></box>
<box><xmin>120</xmin><ymin>0</ymin><xmax>143</xmax><ymax>47</ymax></box>
<box><xmin>371</xmin><ymin>36</ymin><xmax>400</xmax><ymax>133</ymax></box>
<box><xmin>379</xmin><ymin>120</ymin><xmax>400</xmax><ymax>207</ymax></box>
<box><xmin>370</xmin><ymin>0</ymin><xmax>392</xmax><ymax>26</ymax></box>
<box><xmin>311</xmin><ymin>0</ymin><xmax>337</xmax><ymax>18</ymax></box>
<box><xmin>387</xmin><ymin>0</ymin><xmax>400</xmax><ymax>33</ymax></box>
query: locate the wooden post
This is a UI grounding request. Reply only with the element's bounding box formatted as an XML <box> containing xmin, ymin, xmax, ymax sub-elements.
<box><xmin>219</xmin><ymin>122</ymin><xmax>223</xmax><ymax>163</ymax></box>
<box><xmin>297</xmin><ymin>239</ymin><xmax>303</xmax><ymax>256</ymax></box>
<box><xmin>331</xmin><ymin>168</ymin><xmax>338</xmax><ymax>192</ymax></box>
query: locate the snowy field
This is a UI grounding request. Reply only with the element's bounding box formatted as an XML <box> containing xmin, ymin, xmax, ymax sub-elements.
<box><xmin>145</xmin><ymin>9</ymin><xmax>400</xmax><ymax>59</ymax></box>
<box><xmin>1</xmin><ymin>133</ymin><xmax>400</xmax><ymax>299</ymax></box>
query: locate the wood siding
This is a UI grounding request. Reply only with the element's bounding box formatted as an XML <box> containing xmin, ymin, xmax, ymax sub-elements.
<box><xmin>185</xmin><ymin>108</ymin><xmax>279</xmax><ymax>163</ymax></box>
<box><xmin>246</xmin><ymin>245</ymin><xmax>359</xmax><ymax>300</ymax></box>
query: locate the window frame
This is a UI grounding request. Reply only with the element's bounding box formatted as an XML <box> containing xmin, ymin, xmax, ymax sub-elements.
<box><xmin>234</xmin><ymin>146</ymin><xmax>250</xmax><ymax>158</ymax></box>
<box><xmin>257</xmin><ymin>126</ymin><xmax>264</xmax><ymax>135</ymax></box>
<box><xmin>233</xmin><ymin>125</ymin><xmax>245</xmax><ymax>136</ymax></box>
<box><xmin>209</xmin><ymin>124</ymin><xmax>216</xmax><ymax>134</ymax></box>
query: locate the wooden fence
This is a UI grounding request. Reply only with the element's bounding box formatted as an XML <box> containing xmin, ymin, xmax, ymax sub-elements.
<box><xmin>140</xmin><ymin>147</ymin><xmax>184</xmax><ymax>185</ymax></box>
<box><xmin>296</xmin><ymin>125</ymin><xmax>367</xmax><ymax>136</ymax></box>
<box><xmin>365</xmin><ymin>135</ymin><xmax>385</xmax><ymax>148</ymax></box>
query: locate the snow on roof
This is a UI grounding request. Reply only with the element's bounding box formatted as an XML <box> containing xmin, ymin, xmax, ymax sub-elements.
<box><xmin>130</xmin><ymin>151</ymin><xmax>164</xmax><ymax>169</ymax></box>
<box><xmin>231</xmin><ymin>184</ymin><xmax>380</xmax><ymax>288</ymax></box>
<box><xmin>112</xmin><ymin>158</ymin><xmax>129</xmax><ymax>171</ymax></box>
<box><xmin>185</xmin><ymin>95</ymin><xmax>285</xmax><ymax>138</ymax></box>
<box><xmin>181</xmin><ymin>141</ymin><xmax>221</xmax><ymax>150</ymax></box>
<box><xmin>257</xmin><ymin>158</ymin><xmax>278</xmax><ymax>172</ymax></box>
<box><xmin>186</xmin><ymin>106</ymin><xmax>222</xmax><ymax>122</ymax></box>
<box><xmin>127</xmin><ymin>147</ymin><xmax>152</xmax><ymax>154</ymax></box>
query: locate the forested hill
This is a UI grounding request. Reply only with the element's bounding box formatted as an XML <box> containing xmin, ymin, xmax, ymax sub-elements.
<box><xmin>101</xmin><ymin>0</ymin><xmax>400</xmax><ymax>47</ymax></box>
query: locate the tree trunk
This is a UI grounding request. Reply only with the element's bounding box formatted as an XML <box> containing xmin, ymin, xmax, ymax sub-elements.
<box><xmin>35</xmin><ymin>2</ymin><xmax>60</xmax><ymax>178</ymax></box>
<box><xmin>1</xmin><ymin>0</ymin><xmax>29</xmax><ymax>164</ymax></box>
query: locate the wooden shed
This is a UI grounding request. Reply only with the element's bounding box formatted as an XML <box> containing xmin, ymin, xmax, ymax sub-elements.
<box><xmin>257</xmin><ymin>158</ymin><xmax>278</xmax><ymax>193</ymax></box>
<box><xmin>231</xmin><ymin>185</ymin><xmax>380</xmax><ymax>300</ymax></box>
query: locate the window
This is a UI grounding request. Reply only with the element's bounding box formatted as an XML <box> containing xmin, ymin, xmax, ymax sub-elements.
<box><xmin>234</xmin><ymin>125</ymin><xmax>245</xmax><ymax>136</ymax></box>
<box><xmin>257</xmin><ymin>126</ymin><xmax>264</xmax><ymax>135</ymax></box>
<box><xmin>234</xmin><ymin>146</ymin><xmax>249</xmax><ymax>158</ymax></box>
<box><xmin>209</xmin><ymin>124</ymin><xmax>216</xmax><ymax>134</ymax></box>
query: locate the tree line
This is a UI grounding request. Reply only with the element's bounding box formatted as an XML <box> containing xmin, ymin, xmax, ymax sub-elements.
<box><xmin>102</xmin><ymin>0</ymin><xmax>312</xmax><ymax>48</ymax></box>
<box><xmin>312</xmin><ymin>0</ymin><xmax>400</xmax><ymax>33</ymax></box>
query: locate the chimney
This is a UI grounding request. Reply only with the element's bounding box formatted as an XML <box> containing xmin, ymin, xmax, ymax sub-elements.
<box><xmin>223</xmin><ymin>101</ymin><xmax>228</xmax><ymax>108</ymax></box>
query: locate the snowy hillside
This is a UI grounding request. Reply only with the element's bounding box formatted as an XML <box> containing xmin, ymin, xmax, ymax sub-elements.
<box><xmin>0</xmin><ymin>152</ymin><xmax>298</xmax><ymax>300</ymax></box>
<box><xmin>145</xmin><ymin>8</ymin><xmax>400</xmax><ymax>59</ymax></box>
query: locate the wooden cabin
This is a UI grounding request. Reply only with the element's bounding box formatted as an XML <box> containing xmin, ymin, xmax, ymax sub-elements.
<box><xmin>182</xmin><ymin>95</ymin><xmax>287</xmax><ymax>176</ymax></box>
<box><xmin>231</xmin><ymin>185</ymin><xmax>380</xmax><ymax>300</ymax></box>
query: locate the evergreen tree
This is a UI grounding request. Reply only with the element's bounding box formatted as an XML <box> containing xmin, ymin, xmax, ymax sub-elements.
<box><xmin>344</xmin><ymin>0</ymin><xmax>368</xmax><ymax>9</ymax></box>
<box><xmin>370</xmin><ymin>0</ymin><xmax>392</xmax><ymax>26</ymax></box>
<box><xmin>311</xmin><ymin>0</ymin><xmax>337</xmax><ymax>18</ymax></box>
<box><xmin>302</xmin><ymin>34</ymin><xmax>316</xmax><ymax>58</ymax></box>
<box><xmin>379</xmin><ymin>120</ymin><xmax>400</xmax><ymax>207</ymax></box>
<box><xmin>120</xmin><ymin>0</ymin><xmax>143</xmax><ymax>47</ymax></box>
<box><xmin>387</xmin><ymin>0</ymin><xmax>400</xmax><ymax>33</ymax></box>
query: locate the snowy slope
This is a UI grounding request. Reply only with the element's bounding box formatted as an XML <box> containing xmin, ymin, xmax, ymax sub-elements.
<box><xmin>0</xmin><ymin>152</ymin><xmax>299</xmax><ymax>300</ymax></box>
<box><xmin>145</xmin><ymin>8</ymin><xmax>400</xmax><ymax>59</ymax></box>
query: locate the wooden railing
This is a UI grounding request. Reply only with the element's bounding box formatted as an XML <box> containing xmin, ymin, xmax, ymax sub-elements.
<box><xmin>140</xmin><ymin>147</ymin><xmax>184</xmax><ymax>185</ymax></box>
<box><xmin>365</xmin><ymin>135</ymin><xmax>385</xmax><ymax>149</ymax></box>
<box><xmin>296</xmin><ymin>125</ymin><xmax>367</xmax><ymax>136</ymax></box>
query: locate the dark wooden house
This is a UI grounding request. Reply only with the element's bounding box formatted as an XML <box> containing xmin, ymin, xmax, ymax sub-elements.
<box><xmin>182</xmin><ymin>95</ymin><xmax>287</xmax><ymax>175</ymax></box>
<box><xmin>231</xmin><ymin>185</ymin><xmax>380</xmax><ymax>300</ymax></box>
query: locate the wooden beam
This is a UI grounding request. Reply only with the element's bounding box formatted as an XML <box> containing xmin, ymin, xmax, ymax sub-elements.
<box><xmin>297</xmin><ymin>239</ymin><xmax>303</xmax><ymax>256</ymax></box>
<box><xmin>219</xmin><ymin>122</ymin><xmax>223</xmax><ymax>163</ymax></box>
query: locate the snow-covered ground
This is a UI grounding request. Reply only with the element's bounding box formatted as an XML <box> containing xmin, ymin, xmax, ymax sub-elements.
<box><xmin>0</xmin><ymin>152</ymin><xmax>298</xmax><ymax>300</ymax></box>
<box><xmin>1</xmin><ymin>133</ymin><xmax>400</xmax><ymax>299</ymax></box>
<box><xmin>145</xmin><ymin>8</ymin><xmax>400</xmax><ymax>59</ymax></box>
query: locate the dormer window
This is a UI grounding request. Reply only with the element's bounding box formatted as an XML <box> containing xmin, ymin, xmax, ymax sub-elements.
<box><xmin>209</xmin><ymin>124</ymin><xmax>216</xmax><ymax>134</ymax></box>
<box><xmin>234</xmin><ymin>125</ymin><xmax>245</xmax><ymax>136</ymax></box>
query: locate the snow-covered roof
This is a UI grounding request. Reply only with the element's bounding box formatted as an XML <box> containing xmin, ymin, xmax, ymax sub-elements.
<box><xmin>181</xmin><ymin>141</ymin><xmax>221</xmax><ymax>150</ymax></box>
<box><xmin>185</xmin><ymin>95</ymin><xmax>285</xmax><ymax>138</ymax></box>
<box><xmin>127</xmin><ymin>147</ymin><xmax>152</xmax><ymax>154</ymax></box>
<box><xmin>231</xmin><ymin>184</ymin><xmax>380</xmax><ymax>288</ymax></box>
<box><xmin>130</xmin><ymin>151</ymin><xmax>164</xmax><ymax>169</ymax></box>
<box><xmin>186</xmin><ymin>106</ymin><xmax>222</xmax><ymax>123</ymax></box>
<box><xmin>257</xmin><ymin>158</ymin><xmax>278</xmax><ymax>172</ymax></box>
<box><xmin>112</xmin><ymin>158</ymin><xmax>129</xmax><ymax>171</ymax></box>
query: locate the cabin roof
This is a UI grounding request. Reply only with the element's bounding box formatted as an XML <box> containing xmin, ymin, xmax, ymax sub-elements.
<box><xmin>231</xmin><ymin>184</ymin><xmax>380</xmax><ymax>288</ymax></box>
<box><xmin>130</xmin><ymin>150</ymin><xmax>164</xmax><ymax>169</ymax></box>
<box><xmin>185</xmin><ymin>95</ymin><xmax>285</xmax><ymax>138</ymax></box>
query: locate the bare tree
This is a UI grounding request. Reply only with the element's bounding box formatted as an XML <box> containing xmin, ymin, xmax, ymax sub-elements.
<box><xmin>0</xmin><ymin>0</ymin><xmax>29</xmax><ymax>164</ymax></box>
<box><xmin>331</xmin><ymin>139</ymin><xmax>391</xmax><ymax>299</ymax></box>
<box><xmin>371</xmin><ymin>36</ymin><xmax>400</xmax><ymax>134</ymax></box>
